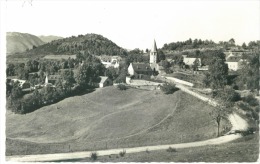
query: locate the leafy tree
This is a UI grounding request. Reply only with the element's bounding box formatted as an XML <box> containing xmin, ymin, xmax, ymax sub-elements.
<box><xmin>192</xmin><ymin>58</ymin><xmax>200</xmax><ymax>71</ymax></box>
<box><xmin>204</xmin><ymin>52</ymin><xmax>228</xmax><ymax>89</ymax></box>
<box><xmin>60</xmin><ymin>69</ymin><xmax>75</xmax><ymax>92</ymax></box>
<box><xmin>209</xmin><ymin>92</ymin><xmax>231</xmax><ymax>137</ymax></box>
<box><xmin>158</xmin><ymin>50</ymin><xmax>166</xmax><ymax>62</ymax></box>
<box><xmin>242</xmin><ymin>42</ymin><xmax>247</xmax><ymax>49</ymax></box>
<box><xmin>229</xmin><ymin>38</ymin><xmax>235</xmax><ymax>45</ymax></box>
<box><xmin>236</xmin><ymin>52</ymin><xmax>259</xmax><ymax>91</ymax></box>
<box><xmin>6</xmin><ymin>63</ymin><xmax>16</xmax><ymax>76</ymax></box>
<box><xmin>105</xmin><ymin>67</ymin><xmax>119</xmax><ymax>80</ymax></box>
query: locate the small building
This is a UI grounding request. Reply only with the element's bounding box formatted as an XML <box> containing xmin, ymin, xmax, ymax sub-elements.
<box><xmin>128</xmin><ymin>63</ymin><xmax>153</xmax><ymax>79</ymax></box>
<box><xmin>99</xmin><ymin>76</ymin><xmax>113</xmax><ymax>88</ymax></box>
<box><xmin>99</xmin><ymin>55</ymin><xmax>122</xmax><ymax>68</ymax></box>
<box><xmin>182</xmin><ymin>55</ymin><xmax>201</xmax><ymax>67</ymax></box>
<box><xmin>10</xmin><ymin>79</ymin><xmax>30</xmax><ymax>89</ymax></box>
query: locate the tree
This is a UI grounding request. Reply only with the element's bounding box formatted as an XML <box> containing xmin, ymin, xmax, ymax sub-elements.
<box><xmin>158</xmin><ymin>50</ymin><xmax>166</xmax><ymax>62</ymax></box>
<box><xmin>236</xmin><ymin>52</ymin><xmax>259</xmax><ymax>91</ymax></box>
<box><xmin>229</xmin><ymin>38</ymin><xmax>235</xmax><ymax>45</ymax></box>
<box><xmin>209</xmin><ymin>93</ymin><xmax>233</xmax><ymax>137</ymax></box>
<box><xmin>242</xmin><ymin>42</ymin><xmax>247</xmax><ymax>49</ymax></box>
<box><xmin>60</xmin><ymin>69</ymin><xmax>75</xmax><ymax>92</ymax></box>
<box><xmin>105</xmin><ymin>67</ymin><xmax>118</xmax><ymax>80</ymax></box>
<box><xmin>204</xmin><ymin>51</ymin><xmax>228</xmax><ymax>89</ymax></box>
<box><xmin>192</xmin><ymin>58</ymin><xmax>200</xmax><ymax>71</ymax></box>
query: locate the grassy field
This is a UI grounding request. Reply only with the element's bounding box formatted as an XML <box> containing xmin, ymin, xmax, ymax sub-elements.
<box><xmin>76</xmin><ymin>133</ymin><xmax>259</xmax><ymax>162</ymax></box>
<box><xmin>6</xmin><ymin>86</ymin><xmax>230</xmax><ymax>155</ymax></box>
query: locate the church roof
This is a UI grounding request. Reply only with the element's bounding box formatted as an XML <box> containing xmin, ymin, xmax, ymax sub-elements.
<box><xmin>151</xmin><ymin>40</ymin><xmax>157</xmax><ymax>53</ymax></box>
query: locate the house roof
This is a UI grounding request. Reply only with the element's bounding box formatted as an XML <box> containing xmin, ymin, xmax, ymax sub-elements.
<box><xmin>99</xmin><ymin>76</ymin><xmax>110</xmax><ymax>84</ymax></box>
<box><xmin>48</xmin><ymin>75</ymin><xmax>61</xmax><ymax>80</ymax></box>
<box><xmin>183</xmin><ymin>58</ymin><xmax>201</xmax><ymax>65</ymax></box>
<box><xmin>226</xmin><ymin>56</ymin><xmax>241</xmax><ymax>62</ymax></box>
<box><xmin>131</xmin><ymin>63</ymin><xmax>152</xmax><ymax>72</ymax></box>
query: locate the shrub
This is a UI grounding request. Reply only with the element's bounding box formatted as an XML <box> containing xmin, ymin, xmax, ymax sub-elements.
<box><xmin>117</xmin><ymin>84</ymin><xmax>127</xmax><ymax>90</ymax></box>
<box><xmin>166</xmin><ymin>147</ymin><xmax>177</xmax><ymax>152</ymax></box>
<box><xmin>90</xmin><ymin>152</ymin><xmax>98</xmax><ymax>161</ymax></box>
<box><xmin>160</xmin><ymin>83</ymin><xmax>178</xmax><ymax>94</ymax></box>
<box><xmin>243</xmin><ymin>94</ymin><xmax>259</xmax><ymax>106</ymax></box>
<box><xmin>119</xmin><ymin>149</ymin><xmax>126</xmax><ymax>157</ymax></box>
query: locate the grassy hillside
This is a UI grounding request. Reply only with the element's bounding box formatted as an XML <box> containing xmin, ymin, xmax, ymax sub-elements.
<box><xmin>38</xmin><ymin>35</ymin><xmax>63</xmax><ymax>43</ymax></box>
<box><xmin>6</xmin><ymin>32</ymin><xmax>45</xmax><ymax>55</ymax></box>
<box><xmin>6</xmin><ymin>86</ymin><xmax>230</xmax><ymax>155</ymax></box>
<box><xmin>11</xmin><ymin>33</ymin><xmax>127</xmax><ymax>58</ymax></box>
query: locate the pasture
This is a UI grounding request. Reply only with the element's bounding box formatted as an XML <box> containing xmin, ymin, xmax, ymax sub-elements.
<box><xmin>6</xmin><ymin>86</ymin><xmax>230</xmax><ymax>155</ymax></box>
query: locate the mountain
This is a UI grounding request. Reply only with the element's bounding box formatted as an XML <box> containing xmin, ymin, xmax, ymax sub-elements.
<box><xmin>38</xmin><ymin>35</ymin><xmax>63</xmax><ymax>43</ymax></box>
<box><xmin>14</xmin><ymin>33</ymin><xmax>127</xmax><ymax>57</ymax></box>
<box><xmin>6</xmin><ymin>32</ymin><xmax>45</xmax><ymax>55</ymax></box>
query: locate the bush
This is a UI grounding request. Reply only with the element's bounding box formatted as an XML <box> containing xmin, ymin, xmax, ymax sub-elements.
<box><xmin>119</xmin><ymin>149</ymin><xmax>126</xmax><ymax>157</ymax></box>
<box><xmin>166</xmin><ymin>147</ymin><xmax>177</xmax><ymax>152</ymax></box>
<box><xmin>160</xmin><ymin>83</ymin><xmax>178</xmax><ymax>94</ymax></box>
<box><xmin>90</xmin><ymin>152</ymin><xmax>98</xmax><ymax>161</ymax></box>
<box><xmin>117</xmin><ymin>84</ymin><xmax>127</xmax><ymax>90</ymax></box>
<box><xmin>243</xmin><ymin>94</ymin><xmax>259</xmax><ymax>106</ymax></box>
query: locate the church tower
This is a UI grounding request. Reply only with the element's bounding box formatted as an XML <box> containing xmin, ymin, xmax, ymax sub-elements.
<box><xmin>150</xmin><ymin>40</ymin><xmax>158</xmax><ymax>64</ymax></box>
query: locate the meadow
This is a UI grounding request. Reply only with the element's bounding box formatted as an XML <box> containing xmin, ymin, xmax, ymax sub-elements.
<box><xmin>6</xmin><ymin>86</ymin><xmax>230</xmax><ymax>155</ymax></box>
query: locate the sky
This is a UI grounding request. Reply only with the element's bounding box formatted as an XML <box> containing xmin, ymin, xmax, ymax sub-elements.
<box><xmin>3</xmin><ymin>0</ymin><xmax>260</xmax><ymax>50</ymax></box>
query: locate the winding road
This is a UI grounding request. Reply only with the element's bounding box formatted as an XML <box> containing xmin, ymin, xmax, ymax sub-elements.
<box><xmin>6</xmin><ymin>79</ymin><xmax>248</xmax><ymax>162</ymax></box>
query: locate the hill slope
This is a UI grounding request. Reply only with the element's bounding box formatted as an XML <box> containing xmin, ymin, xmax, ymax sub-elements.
<box><xmin>6</xmin><ymin>32</ymin><xmax>45</xmax><ymax>55</ymax></box>
<box><xmin>38</xmin><ymin>35</ymin><xmax>63</xmax><ymax>43</ymax></box>
<box><xmin>14</xmin><ymin>33</ymin><xmax>127</xmax><ymax>57</ymax></box>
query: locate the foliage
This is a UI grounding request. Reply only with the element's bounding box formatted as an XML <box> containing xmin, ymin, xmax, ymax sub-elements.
<box><xmin>126</xmin><ymin>49</ymin><xmax>149</xmax><ymax>64</ymax></box>
<box><xmin>162</xmin><ymin>38</ymin><xmax>216</xmax><ymax>51</ymax></box>
<box><xmin>212</xmin><ymin>87</ymin><xmax>241</xmax><ymax>107</ymax></box>
<box><xmin>119</xmin><ymin>150</ymin><xmax>126</xmax><ymax>157</ymax></box>
<box><xmin>160</xmin><ymin>83</ymin><xmax>178</xmax><ymax>94</ymax></box>
<box><xmin>204</xmin><ymin>52</ymin><xmax>228</xmax><ymax>89</ymax></box>
<box><xmin>90</xmin><ymin>152</ymin><xmax>98</xmax><ymax>161</ymax></box>
<box><xmin>210</xmin><ymin>90</ymin><xmax>235</xmax><ymax>137</ymax></box>
<box><xmin>166</xmin><ymin>147</ymin><xmax>177</xmax><ymax>152</ymax></box>
<box><xmin>158</xmin><ymin>50</ymin><xmax>166</xmax><ymax>62</ymax></box>
<box><xmin>242</xmin><ymin>94</ymin><xmax>259</xmax><ymax>106</ymax></box>
<box><xmin>14</xmin><ymin>34</ymin><xmax>127</xmax><ymax>57</ymax></box>
<box><xmin>235</xmin><ymin>52</ymin><xmax>259</xmax><ymax>91</ymax></box>
<box><xmin>117</xmin><ymin>84</ymin><xmax>127</xmax><ymax>90</ymax></box>
<box><xmin>105</xmin><ymin>67</ymin><xmax>119</xmax><ymax>81</ymax></box>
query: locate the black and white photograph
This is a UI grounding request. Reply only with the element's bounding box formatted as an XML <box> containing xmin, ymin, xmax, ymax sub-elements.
<box><xmin>0</xmin><ymin>0</ymin><xmax>259</xmax><ymax>163</ymax></box>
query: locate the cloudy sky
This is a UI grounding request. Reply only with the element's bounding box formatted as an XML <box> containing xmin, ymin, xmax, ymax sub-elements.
<box><xmin>3</xmin><ymin>0</ymin><xmax>260</xmax><ymax>50</ymax></box>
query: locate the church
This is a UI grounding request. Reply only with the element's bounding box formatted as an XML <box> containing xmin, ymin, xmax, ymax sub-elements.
<box><xmin>127</xmin><ymin>40</ymin><xmax>161</xmax><ymax>79</ymax></box>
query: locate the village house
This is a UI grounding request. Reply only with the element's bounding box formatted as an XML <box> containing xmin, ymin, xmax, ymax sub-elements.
<box><xmin>8</xmin><ymin>78</ymin><xmax>31</xmax><ymax>89</ymax></box>
<box><xmin>128</xmin><ymin>63</ymin><xmax>153</xmax><ymax>79</ymax></box>
<box><xmin>99</xmin><ymin>55</ymin><xmax>122</xmax><ymax>68</ymax></box>
<box><xmin>225</xmin><ymin>53</ymin><xmax>246</xmax><ymax>71</ymax></box>
<box><xmin>182</xmin><ymin>55</ymin><xmax>201</xmax><ymax>67</ymax></box>
<box><xmin>99</xmin><ymin>76</ymin><xmax>113</xmax><ymax>88</ymax></box>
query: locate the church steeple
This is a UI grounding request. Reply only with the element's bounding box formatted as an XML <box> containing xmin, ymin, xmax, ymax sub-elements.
<box><xmin>150</xmin><ymin>39</ymin><xmax>158</xmax><ymax>64</ymax></box>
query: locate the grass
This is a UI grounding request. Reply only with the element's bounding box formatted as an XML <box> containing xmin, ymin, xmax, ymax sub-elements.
<box><xmin>75</xmin><ymin>133</ymin><xmax>259</xmax><ymax>162</ymax></box>
<box><xmin>6</xmin><ymin>86</ymin><xmax>230</xmax><ymax>155</ymax></box>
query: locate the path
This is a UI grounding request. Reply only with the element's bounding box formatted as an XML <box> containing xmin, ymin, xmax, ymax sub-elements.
<box><xmin>6</xmin><ymin>78</ymin><xmax>249</xmax><ymax>162</ymax></box>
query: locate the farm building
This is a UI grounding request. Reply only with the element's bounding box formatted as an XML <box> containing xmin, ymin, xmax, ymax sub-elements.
<box><xmin>99</xmin><ymin>76</ymin><xmax>113</xmax><ymax>88</ymax></box>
